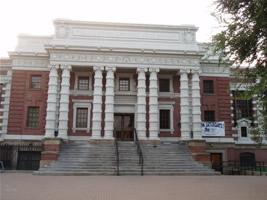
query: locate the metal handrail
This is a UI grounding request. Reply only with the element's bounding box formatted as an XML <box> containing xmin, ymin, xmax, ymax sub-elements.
<box><xmin>0</xmin><ymin>161</ymin><xmax>4</xmax><ymax>171</ymax></box>
<box><xmin>221</xmin><ymin>161</ymin><xmax>265</xmax><ymax>175</ymax></box>
<box><xmin>134</xmin><ymin>128</ymin><xmax>144</xmax><ymax>176</ymax></box>
<box><xmin>113</xmin><ymin>129</ymin><xmax>120</xmax><ymax>176</ymax></box>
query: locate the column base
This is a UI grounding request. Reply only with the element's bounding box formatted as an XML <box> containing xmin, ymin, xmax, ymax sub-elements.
<box><xmin>58</xmin><ymin>134</ymin><xmax>68</xmax><ymax>141</ymax></box>
<box><xmin>40</xmin><ymin>138</ymin><xmax>61</xmax><ymax>168</ymax></box>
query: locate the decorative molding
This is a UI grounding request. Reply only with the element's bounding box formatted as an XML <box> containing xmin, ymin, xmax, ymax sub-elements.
<box><xmin>12</xmin><ymin>58</ymin><xmax>49</xmax><ymax>68</ymax></box>
<box><xmin>4</xmin><ymin>134</ymin><xmax>44</xmax><ymax>140</ymax></box>
<box><xmin>201</xmin><ymin>65</ymin><xmax>230</xmax><ymax>77</ymax></box>
<box><xmin>50</xmin><ymin>51</ymin><xmax>200</xmax><ymax>68</ymax></box>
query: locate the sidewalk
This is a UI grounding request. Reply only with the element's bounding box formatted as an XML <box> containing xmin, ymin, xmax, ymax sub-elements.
<box><xmin>1</xmin><ymin>173</ymin><xmax>267</xmax><ymax>200</ymax></box>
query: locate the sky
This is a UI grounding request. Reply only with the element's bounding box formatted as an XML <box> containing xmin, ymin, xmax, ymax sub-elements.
<box><xmin>0</xmin><ymin>0</ymin><xmax>219</xmax><ymax>57</ymax></box>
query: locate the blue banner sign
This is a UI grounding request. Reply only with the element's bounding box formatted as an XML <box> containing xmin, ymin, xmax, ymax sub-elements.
<box><xmin>201</xmin><ymin>121</ymin><xmax>225</xmax><ymax>137</ymax></box>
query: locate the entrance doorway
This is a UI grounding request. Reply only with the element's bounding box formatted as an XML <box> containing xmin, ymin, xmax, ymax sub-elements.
<box><xmin>114</xmin><ymin>114</ymin><xmax>134</xmax><ymax>141</ymax></box>
<box><xmin>210</xmin><ymin>153</ymin><xmax>223</xmax><ymax>173</ymax></box>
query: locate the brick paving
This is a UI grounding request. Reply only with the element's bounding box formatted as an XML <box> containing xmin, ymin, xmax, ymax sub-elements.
<box><xmin>1</xmin><ymin>173</ymin><xmax>267</xmax><ymax>200</ymax></box>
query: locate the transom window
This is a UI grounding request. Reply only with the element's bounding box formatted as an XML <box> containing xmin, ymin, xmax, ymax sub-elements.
<box><xmin>160</xmin><ymin>109</ymin><xmax>170</xmax><ymax>129</ymax></box>
<box><xmin>204</xmin><ymin>110</ymin><xmax>215</xmax><ymax>122</ymax></box>
<box><xmin>27</xmin><ymin>107</ymin><xmax>39</xmax><ymax>128</ymax></box>
<box><xmin>78</xmin><ymin>77</ymin><xmax>89</xmax><ymax>90</ymax></box>
<box><xmin>76</xmin><ymin>108</ymin><xmax>88</xmax><ymax>128</ymax></box>
<box><xmin>203</xmin><ymin>80</ymin><xmax>214</xmax><ymax>94</ymax></box>
<box><xmin>30</xmin><ymin>75</ymin><xmax>41</xmax><ymax>89</ymax></box>
<box><xmin>159</xmin><ymin>79</ymin><xmax>170</xmax><ymax>92</ymax></box>
<box><xmin>119</xmin><ymin>78</ymin><xmax>130</xmax><ymax>91</ymax></box>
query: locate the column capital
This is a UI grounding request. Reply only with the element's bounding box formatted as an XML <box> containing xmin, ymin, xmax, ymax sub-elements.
<box><xmin>60</xmin><ymin>64</ymin><xmax>72</xmax><ymax>70</ymax></box>
<box><xmin>105</xmin><ymin>66</ymin><xmax>116</xmax><ymax>72</ymax></box>
<box><xmin>49</xmin><ymin>64</ymin><xmax>59</xmax><ymax>70</ymax></box>
<box><xmin>137</xmin><ymin>67</ymin><xmax>148</xmax><ymax>73</ymax></box>
<box><xmin>191</xmin><ymin>68</ymin><xmax>201</xmax><ymax>75</ymax></box>
<box><xmin>93</xmin><ymin>66</ymin><xmax>104</xmax><ymax>71</ymax></box>
<box><xmin>149</xmin><ymin>67</ymin><xmax>160</xmax><ymax>73</ymax></box>
<box><xmin>179</xmin><ymin>68</ymin><xmax>191</xmax><ymax>74</ymax></box>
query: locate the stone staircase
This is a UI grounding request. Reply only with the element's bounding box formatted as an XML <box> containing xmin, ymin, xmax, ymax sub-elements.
<box><xmin>36</xmin><ymin>140</ymin><xmax>217</xmax><ymax>176</ymax></box>
<box><xmin>36</xmin><ymin>141</ymin><xmax>116</xmax><ymax>175</ymax></box>
<box><xmin>118</xmin><ymin>141</ymin><xmax>142</xmax><ymax>175</ymax></box>
<box><xmin>142</xmin><ymin>141</ymin><xmax>217</xmax><ymax>175</ymax></box>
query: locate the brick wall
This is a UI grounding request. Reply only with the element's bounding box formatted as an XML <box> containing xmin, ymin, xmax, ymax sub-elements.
<box><xmin>7</xmin><ymin>70</ymin><xmax>49</xmax><ymax>135</ymax></box>
<box><xmin>200</xmin><ymin>76</ymin><xmax>232</xmax><ymax>137</ymax></box>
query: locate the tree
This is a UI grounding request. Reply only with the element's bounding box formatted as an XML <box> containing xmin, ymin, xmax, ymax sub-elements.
<box><xmin>212</xmin><ymin>0</ymin><xmax>267</xmax><ymax>143</ymax></box>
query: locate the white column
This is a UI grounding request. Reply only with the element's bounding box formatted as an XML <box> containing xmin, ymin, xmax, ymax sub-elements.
<box><xmin>136</xmin><ymin>67</ymin><xmax>147</xmax><ymax>140</ymax></box>
<box><xmin>45</xmin><ymin>64</ymin><xmax>59</xmax><ymax>138</ymax></box>
<box><xmin>180</xmin><ymin>69</ymin><xmax>191</xmax><ymax>140</ymax></box>
<box><xmin>104</xmin><ymin>66</ymin><xmax>116</xmax><ymax>139</ymax></box>
<box><xmin>58</xmin><ymin>64</ymin><xmax>71</xmax><ymax>140</ymax></box>
<box><xmin>149</xmin><ymin>68</ymin><xmax>160</xmax><ymax>140</ymax></box>
<box><xmin>91</xmin><ymin>66</ymin><xmax>104</xmax><ymax>139</ymax></box>
<box><xmin>0</xmin><ymin>69</ymin><xmax>12</xmax><ymax>136</ymax></box>
<box><xmin>191</xmin><ymin>69</ymin><xmax>202</xmax><ymax>140</ymax></box>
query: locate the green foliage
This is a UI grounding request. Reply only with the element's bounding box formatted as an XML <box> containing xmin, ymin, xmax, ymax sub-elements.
<box><xmin>212</xmin><ymin>0</ymin><xmax>267</xmax><ymax>143</ymax></box>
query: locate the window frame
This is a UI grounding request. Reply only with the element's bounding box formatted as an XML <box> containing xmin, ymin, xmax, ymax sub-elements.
<box><xmin>72</xmin><ymin>100</ymin><xmax>91</xmax><ymax>133</ymax></box>
<box><xmin>232</xmin><ymin>91</ymin><xmax>253</xmax><ymax>121</ymax></box>
<box><xmin>158</xmin><ymin>74</ymin><xmax>174</xmax><ymax>96</ymax></box>
<box><xmin>115</xmin><ymin>73</ymin><xmax>136</xmax><ymax>93</ymax></box>
<box><xmin>77</xmin><ymin>76</ymin><xmax>90</xmax><ymax>90</ymax></box>
<box><xmin>204</xmin><ymin>110</ymin><xmax>216</xmax><ymax>122</ymax></box>
<box><xmin>159</xmin><ymin>78</ymin><xmax>170</xmax><ymax>92</ymax></box>
<box><xmin>159</xmin><ymin>109</ymin><xmax>171</xmax><ymax>129</ymax></box>
<box><xmin>158</xmin><ymin>104</ymin><xmax>174</xmax><ymax>132</ymax></box>
<box><xmin>203</xmin><ymin>80</ymin><xmax>214</xmax><ymax>94</ymax></box>
<box><xmin>76</xmin><ymin>107</ymin><xmax>89</xmax><ymax>128</ymax></box>
<box><xmin>26</xmin><ymin>106</ymin><xmax>39</xmax><ymax>128</ymax></box>
<box><xmin>74</xmin><ymin>72</ymin><xmax>92</xmax><ymax>92</ymax></box>
<box><xmin>30</xmin><ymin>75</ymin><xmax>42</xmax><ymax>89</ymax></box>
<box><xmin>119</xmin><ymin>78</ymin><xmax>130</xmax><ymax>91</ymax></box>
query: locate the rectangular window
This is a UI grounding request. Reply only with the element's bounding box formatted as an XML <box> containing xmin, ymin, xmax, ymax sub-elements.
<box><xmin>203</xmin><ymin>80</ymin><xmax>214</xmax><ymax>94</ymax></box>
<box><xmin>119</xmin><ymin>78</ymin><xmax>130</xmax><ymax>91</ymax></box>
<box><xmin>27</xmin><ymin>107</ymin><xmax>39</xmax><ymax>128</ymax></box>
<box><xmin>204</xmin><ymin>110</ymin><xmax>215</xmax><ymax>122</ymax></box>
<box><xmin>241</xmin><ymin>127</ymin><xmax>248</xmax><ymax>137</ymax></box>
<box><xmin>232</xmin><ymin>91</ymin><xmax>253</xmax><ymax>120</ymax></box>
<box><xmin>160</xmin><ymin>109</ymin><xmax>170</xmax><ymax>129</ymax></box>
<box><xmin>159</xmin><ymin>79</ymin><xmax>170</xmax><ymax>92</ymax></box>
<box><xmin>78</xmin><ymin>77</ymin><xmax>89</xmax><ymax>90</ymax></box>
<box><xmin>30</xmin><ymin>75</ymin><xmax>41</xmax><ymax>89</ymax></box>
<box><xmin>76</xmin><ymin>108</ymin><xmax>88</xmax><ymax>128</ymax></box>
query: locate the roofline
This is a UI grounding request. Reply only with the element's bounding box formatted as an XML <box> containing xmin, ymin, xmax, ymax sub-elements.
<box><xmin>54</xmin><ymin>18</ymin><xmax>198</xmax><ymax>31</ymax></box>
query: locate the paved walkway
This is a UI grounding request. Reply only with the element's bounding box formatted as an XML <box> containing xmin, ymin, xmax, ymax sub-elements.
<box><xmin>1</xmin><ymin>173</ymin><xmax>267</xmax><ymax>200</ymax></box>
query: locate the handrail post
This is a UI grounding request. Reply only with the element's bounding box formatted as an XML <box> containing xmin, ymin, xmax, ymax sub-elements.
<box><xmin>134</xmin><ymin>128</ymin><xmax>144</xmax><ymax>176</ymax></box>
<box><xmin>113</xmin><ymin>129</ymin><xmax>119</xmax><ymax>176</ymax></box>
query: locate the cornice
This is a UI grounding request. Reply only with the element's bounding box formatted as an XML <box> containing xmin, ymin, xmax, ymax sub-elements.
<box><xmin>54</xmin><ymin>19</ymin><xmax>198</xmax><ymax>31</ymax></box>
